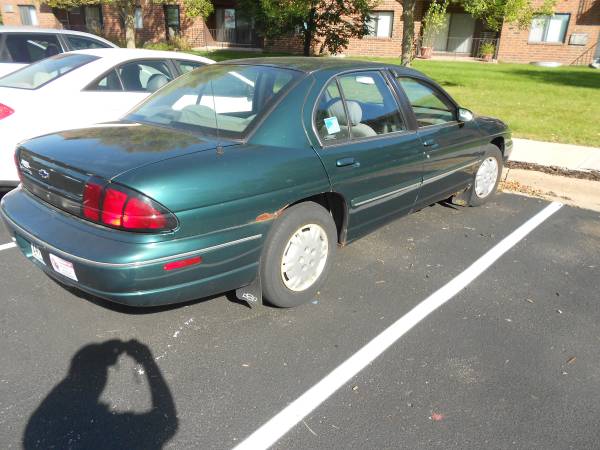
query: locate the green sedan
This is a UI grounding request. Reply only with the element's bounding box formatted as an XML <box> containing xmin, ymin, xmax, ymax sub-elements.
<box><xmin>0</xmin><ymin>57</ymin><xmax>512</xmax><ymax>308</ymax></box>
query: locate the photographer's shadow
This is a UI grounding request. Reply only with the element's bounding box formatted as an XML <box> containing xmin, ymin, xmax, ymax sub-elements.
<box><xmin>24</xmin><ymin>339</ymin><xmax>178</xmax><ymax>449</ymax></box>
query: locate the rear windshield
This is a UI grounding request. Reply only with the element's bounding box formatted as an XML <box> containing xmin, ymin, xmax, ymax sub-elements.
<box><xmin>126</xmin><ymin>64</ymin><xmax>300</xmax><ymax>139</ymax></box>
<box><xmin>0</xmin><ymin>53</ymin><xmax>97</xmax><ymax>89</ymax></box>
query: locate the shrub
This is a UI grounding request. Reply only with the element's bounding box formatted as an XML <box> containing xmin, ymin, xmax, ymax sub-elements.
<box><xmin>480</xmin><ymin>42</ymin><xmax>496</xmax><ymax>57</ymax></box>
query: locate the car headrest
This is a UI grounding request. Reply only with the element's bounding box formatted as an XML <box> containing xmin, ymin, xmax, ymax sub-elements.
<box><xmin>328</xmin><ymin>100</ymin><xmax>362</xmax><ymax>126</ymax></box>
<box><xmin>44</xmin><ymin>43</ymin><xmax>60</xmax><ymax>57</ymax></box>
<box><xmin>146</xmin><ymin>73</ymin><xmax>170</xmax><ymax>92</ymax></box>
<box><xmin>121</xmin><ymin>64</ymin><xmax>142</xmax><ymax>90</ymax></box>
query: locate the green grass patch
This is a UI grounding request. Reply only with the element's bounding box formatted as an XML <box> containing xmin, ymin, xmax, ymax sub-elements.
<box><xmin>185</xmin><ymin>50</ymin><xmax>600</xmax><ymax>147</ymax></box>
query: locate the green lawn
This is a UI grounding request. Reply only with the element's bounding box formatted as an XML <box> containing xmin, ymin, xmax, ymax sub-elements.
<box><xmin>191</xmin><ymin>50</ymin><xmax>600</xmax><ymax>147</ymax></box>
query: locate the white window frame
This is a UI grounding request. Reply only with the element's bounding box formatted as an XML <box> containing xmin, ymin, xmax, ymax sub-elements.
<box><xmin>18</xmin><ymin>5</ymin><xmax>38</xmax><ymax>26</ymax></box>
<box><xmin>528</xmin><ymin>13</ymin><xmax>570</xmax><ymax>43</ymax></box>
<box><xmin>367</xmin><ymin>11</ymin><xmax>393</xmax><ymax>38</ymax></box>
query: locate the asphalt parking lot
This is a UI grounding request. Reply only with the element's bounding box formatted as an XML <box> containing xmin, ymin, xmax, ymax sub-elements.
<box><xmin>1</xmin><ymin>192</ymin><xmax>599</xmax><ymax>449</ymax></box>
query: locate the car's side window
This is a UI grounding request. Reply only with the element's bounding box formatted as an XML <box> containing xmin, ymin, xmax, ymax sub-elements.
<box><xmin>5</xmin><ymin>34</ymin><xmax>62</xmax><ymax>63</ymax></box>
<box><xmin>118</xmin><ymin>60</ymin><xmax>173</xmax><ymax>92</ymax></box>
<box><xmin>315</xmin><ymin>80</ymin><xmax>350</xmax><ymax>143</ymax></box>
<box><xmin>67</xmin><ymin>35</ymin><xmax>112</xmax><ymax>50</ymax></box>
<box><xmin>395</xmin><ymin>77</ymin><xmax>456</xmax><ymax>127</ymax></box>
<box><xmin>338</xmin><ymin>71</ymin><xmax>405</xmax><ymax>138</ymax></box>
<box><xmin>86</xmin><ymin>69</ymin><xmax>122</xmax><ymax>91</ymax></box>
<box><xmin>175</xmin><ymin>60</ymin><xmax>204</xmax><ymax>74</ymax></box>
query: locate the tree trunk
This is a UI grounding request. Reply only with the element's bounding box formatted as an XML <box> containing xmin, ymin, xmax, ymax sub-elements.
<box><xmin>401</xmin><ymin>0</ymin><xmax>416</xmax><ymax>66</ymax></box>
<box><xmin>303</xmin><ymin>6</ymin><xmax>316</xmax><ymax>56</ymax></box>
<box><xmin>121</xmin><ymin>2</ymin><xmax>136</xmax><ymax>48</ymax></box>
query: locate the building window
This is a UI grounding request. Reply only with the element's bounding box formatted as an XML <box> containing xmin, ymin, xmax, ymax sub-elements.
<box><xmin>135</xmin><ymin>7</ymin><xmax>143</xmax><ymax>29</ymax></box>
<box><xmin>84</xmin><ymin>6</ymin><xmax>103</xmax><ymax>32</ymax></box>
<box><xmin>18</xmin><ymin>5</ymin><xmax>38</xmax><ymax>26</ymax></box>
<box><xmin>367</xmin><ymin>11</ymin><xmax>393</xmax><ymax>38</ymax></box>
<box><xmin>164</xmin><ymin>5</ymin><xmax>180</xmax><ymax>39</ymax></box>
<box><xmin>529</xmin><ymin>14</ymin><xmax>570</xmax><ymax>43</ymax></box>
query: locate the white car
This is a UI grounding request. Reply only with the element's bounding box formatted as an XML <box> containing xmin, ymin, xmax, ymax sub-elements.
<box><xmin>0</xmin><ymin>26</ymin><xmax>117</xmax><ymax>77</ymax></box>
<box><xmin>0</xmin><ymin>48</ymin><xmax>213</xmax><ymax>188</ymax></box>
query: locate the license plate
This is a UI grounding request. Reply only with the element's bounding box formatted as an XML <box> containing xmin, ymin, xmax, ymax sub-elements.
<box><xmin>49</xmin><ymin>254</ymin><xmax>78</xmax><ymax>281</ymax></box>
<box><xmin>31</xmin><ymin>243</ymin><xmax>45</xmax><ymax>265</ymax></box>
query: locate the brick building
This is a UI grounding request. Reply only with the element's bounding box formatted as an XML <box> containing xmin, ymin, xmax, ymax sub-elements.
<box><xmin>1</xmin><ymin>0</ymin><xmax>598</xmax><ymax>65</ymax></box>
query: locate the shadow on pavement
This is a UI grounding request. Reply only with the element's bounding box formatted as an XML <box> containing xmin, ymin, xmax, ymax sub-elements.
<box><xmin>23</xmin><ymin>339</ymin><xmax>178</xmax><ymax>449</ymax></box>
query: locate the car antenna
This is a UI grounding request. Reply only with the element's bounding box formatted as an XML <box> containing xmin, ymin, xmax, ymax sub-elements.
<box><xmin>209</xmin><ymin>79</ymin><xmax>224</xmax><ymax>156</ymax></box>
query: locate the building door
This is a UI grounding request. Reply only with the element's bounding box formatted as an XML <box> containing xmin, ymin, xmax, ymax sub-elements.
<box><xmin>447</xmin><ymin>13</ymin><xmax>476</xmax><ymax>53</ymax></box>
<box><xmin>433</xmin><ymin>14</ymin><xmax>450</xmax><ymax>52</ymax></box>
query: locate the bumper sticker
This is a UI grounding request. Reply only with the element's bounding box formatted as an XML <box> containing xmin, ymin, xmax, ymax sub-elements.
<box><xmin>50</xmin><ymin>254</ymin><xmax>78</xmax><ymax>281</ymax></box>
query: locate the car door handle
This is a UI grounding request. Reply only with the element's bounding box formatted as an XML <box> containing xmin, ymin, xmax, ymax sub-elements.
<box><xmin>422</xmin><ymin>139</ymin><xmax>439</xmax><ymax>149</ymax></box>
<box><xmin>336</xmin><ymin>157</ymin><xmax>359</xmax><ymax>167</ymax></box>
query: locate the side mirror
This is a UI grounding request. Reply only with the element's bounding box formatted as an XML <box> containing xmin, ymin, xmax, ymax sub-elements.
<box><xmin>458</xmin><ymin>108</ymin><xmax>474</xmax><ymax>122</ymax></box>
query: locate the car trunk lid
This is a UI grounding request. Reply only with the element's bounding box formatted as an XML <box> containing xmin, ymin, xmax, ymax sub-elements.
<box><xmin>16</xmin><ymin>122</ymin><xmax>232</xmax><ymax>221</ymax></box>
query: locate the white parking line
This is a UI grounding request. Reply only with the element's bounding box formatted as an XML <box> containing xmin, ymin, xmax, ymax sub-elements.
<box><xmin>233</xmin><ymin>201</ymin><xmax>563</xmax><ymax>450</ymax></box>
<box><xmin>0</xmin><ymin>242</ymin><xmax>16</xmax><ymax>252</ymax></box>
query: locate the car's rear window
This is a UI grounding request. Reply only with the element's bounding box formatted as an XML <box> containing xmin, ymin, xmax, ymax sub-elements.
<box><xmin>126</xmin><ymin>64</ymin><xmax>300</xmax><ymax>139</ymax></box>
<box><xmin>0</xmin><ymin>53</ymin><xmax>97</xmax><ymax>89</ymax></box>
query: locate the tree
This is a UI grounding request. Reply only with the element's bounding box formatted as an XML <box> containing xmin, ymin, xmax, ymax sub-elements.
<box><xmin>460</xmin><ymin>0</ymin><xmax>555</xmax><ymax>31</ymax></box>
<box><xmin>42</xmin><ymin>0</ymin><xmax>213</xmax><ymax>48</ymax></box>
<box><xmin>240</xmin><ymin>0</ymin><xmax>376</xmax><ymax>56</ymax></box>
<box><xmin>400</xmin><ymin>0</ymin><xmax>416</xmax><ymax>66</ymax></box>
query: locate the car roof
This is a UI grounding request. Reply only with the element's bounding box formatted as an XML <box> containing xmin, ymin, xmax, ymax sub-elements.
<box><xmin>0</xmin><ymin>25</ymin><xmax>116</xmax><ymax>44</ymax></box>
<box><xmin>218</xmin><ymin>56</ymin><xmax>423</xmax><ymax>76</ymax></box>
<box><xmin>68</xmin><ymin>48</ymin><xmax>214</xmax><ymax>64</ymax></box>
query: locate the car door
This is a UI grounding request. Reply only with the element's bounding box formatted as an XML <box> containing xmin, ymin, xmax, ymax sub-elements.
<box><xmin>393</xmin><ymin>75</ymin><xmax>483</xmax><ymax>207</ymax></box>
<box><xmin>77</xmin><ymin>59</ymin><xmax>175</xmax><ymax>125</ymax></box>
<box><xmin>311</xmin><ymin>70</ymin><xmax>424</xmax><ymax>241</ymax></box>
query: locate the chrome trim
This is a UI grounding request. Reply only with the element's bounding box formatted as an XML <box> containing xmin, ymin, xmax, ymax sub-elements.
<box><xmin>1</xmin><ymin>210</ymin><xmax>262</xmax><ymax>269</ymax></box>
<box><xmin>353</xmin><ymin>182</ymin><xmax>421</xmax><ymax>208</ymax></box>
<box><xmin>421</xmin><ymin>160</ymin><xmax>479</xmax><ymax>186</ymax></box>
<box><xmin>352</xmin><ymin>159</ymin><xmax>479</xmax><ymax>209</ymax></box>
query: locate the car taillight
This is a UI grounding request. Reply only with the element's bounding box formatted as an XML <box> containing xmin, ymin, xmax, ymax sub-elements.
<box><xmin>83</xmin><ymin>182</ymin><xmax>103</xmax><ymax>221</ymax></box>
<box><xmin>0</xmin><ymin>103</ymin><xmax>14</xmax><ymax>120</ymax></box>
<box><xmin>82</xmin><ymin>179</ymin><xmax>177</xmax><ymax>232</ymax></box>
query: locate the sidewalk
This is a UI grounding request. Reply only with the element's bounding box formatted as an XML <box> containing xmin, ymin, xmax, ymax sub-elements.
<box><xmin>509</xmin><ymin>138</ymin><xmax>600</xmax><ymax>172</ymax></box>
<box><xmin>502</xmin><ymin>138</ymin><xmax>600</xmax><ymax>212</ymax></box>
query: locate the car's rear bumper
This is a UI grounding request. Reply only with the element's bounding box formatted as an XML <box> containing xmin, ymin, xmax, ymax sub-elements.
<box><xmin>0</xmin><ymin>188</ymin><xmax>265</xmax><ymax>307</ymax></box>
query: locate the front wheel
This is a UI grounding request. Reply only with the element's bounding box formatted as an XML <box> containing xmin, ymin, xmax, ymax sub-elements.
<box><xmin>260</xmin><ymin>202</ymin><xmax>337</xmax><ymax>308</ymax></box>
<box><xmin>455</xmin><ymin>145</ymin><xmax>503</xmax><ymax>207</ymax></box>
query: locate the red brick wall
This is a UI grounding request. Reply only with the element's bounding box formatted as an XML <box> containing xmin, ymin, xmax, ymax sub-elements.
<box><xmin>0</xmin><ymin>0</ymin><xmax>208</xmax><ymax>47</ymax></box>
<box><xmin>497</xmin><ymin>0</ymin><xmax>600</xmax><ymax>64</ymax></box>
<box><xmin>1</xmin><ymin>0</ymin><xmax>63</xmax><ymax>28</ymax></box>
<box><xmin>100</xmin><ymin>2</ymin><xmax>207</xmax><ymax>47</ymax></box>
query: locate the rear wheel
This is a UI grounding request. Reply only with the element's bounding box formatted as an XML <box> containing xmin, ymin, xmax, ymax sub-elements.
<box><xmin>260</xmin><ymin>202</ymin><xmax>337</xmax><ymax>308</ymax></box>
<box><xmin>454</xmin><ymin>145</ymin><xmax>503</xmax><ymax>207</ymax></box>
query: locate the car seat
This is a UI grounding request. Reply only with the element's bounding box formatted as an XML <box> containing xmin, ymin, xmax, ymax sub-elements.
<box><xmin>323</xmin><ymin>100</ymin><xmax>377</xmax><ymax>138</ymax></box>
<box><xmin>44</xmin><ymin>43</ymin><xmax>60</xmax><ymax>58</ymax></box>
<box><xmin>146</xmin><ymin>73</ymin><xmax>170</xmax><ymax>92</ymax></box>
<box><xmin>120</xmin><ymin>64</ymin><xmax>143</xmax><ymax>91</ymax></box>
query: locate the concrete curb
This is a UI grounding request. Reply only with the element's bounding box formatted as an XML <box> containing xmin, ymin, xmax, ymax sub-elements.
<box><xmin>510</xmin><ymin>138</ymin><xmax>600</xmax><ymax>173</ymax></box>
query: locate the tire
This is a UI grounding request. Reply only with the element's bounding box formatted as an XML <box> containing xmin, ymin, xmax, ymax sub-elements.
<box><xmin>455</xmin><ymin>145</ymin><xmax>503</xmax><ymax>207</ymax></box>
<box><xmin>260</xmin><ymin>201</ymin><xmax>337</xmax><ymax>308</ymax></box>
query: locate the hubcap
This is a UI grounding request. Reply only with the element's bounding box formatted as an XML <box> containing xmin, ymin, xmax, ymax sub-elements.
<box><xmin>474</xmin><ymin>157</ymin><xmax>499</xmax><ymax>198</ymax></box>
<box><xmin>280</xmin><ymin>223</ymin><xmax>329</xmax><ymax>292</ymax></box>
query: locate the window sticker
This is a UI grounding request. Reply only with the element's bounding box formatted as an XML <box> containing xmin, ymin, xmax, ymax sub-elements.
<box><xmin>324</xmin><ymin>116</ymin><xmax>341</xmax><ymax>135</ymax></box>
